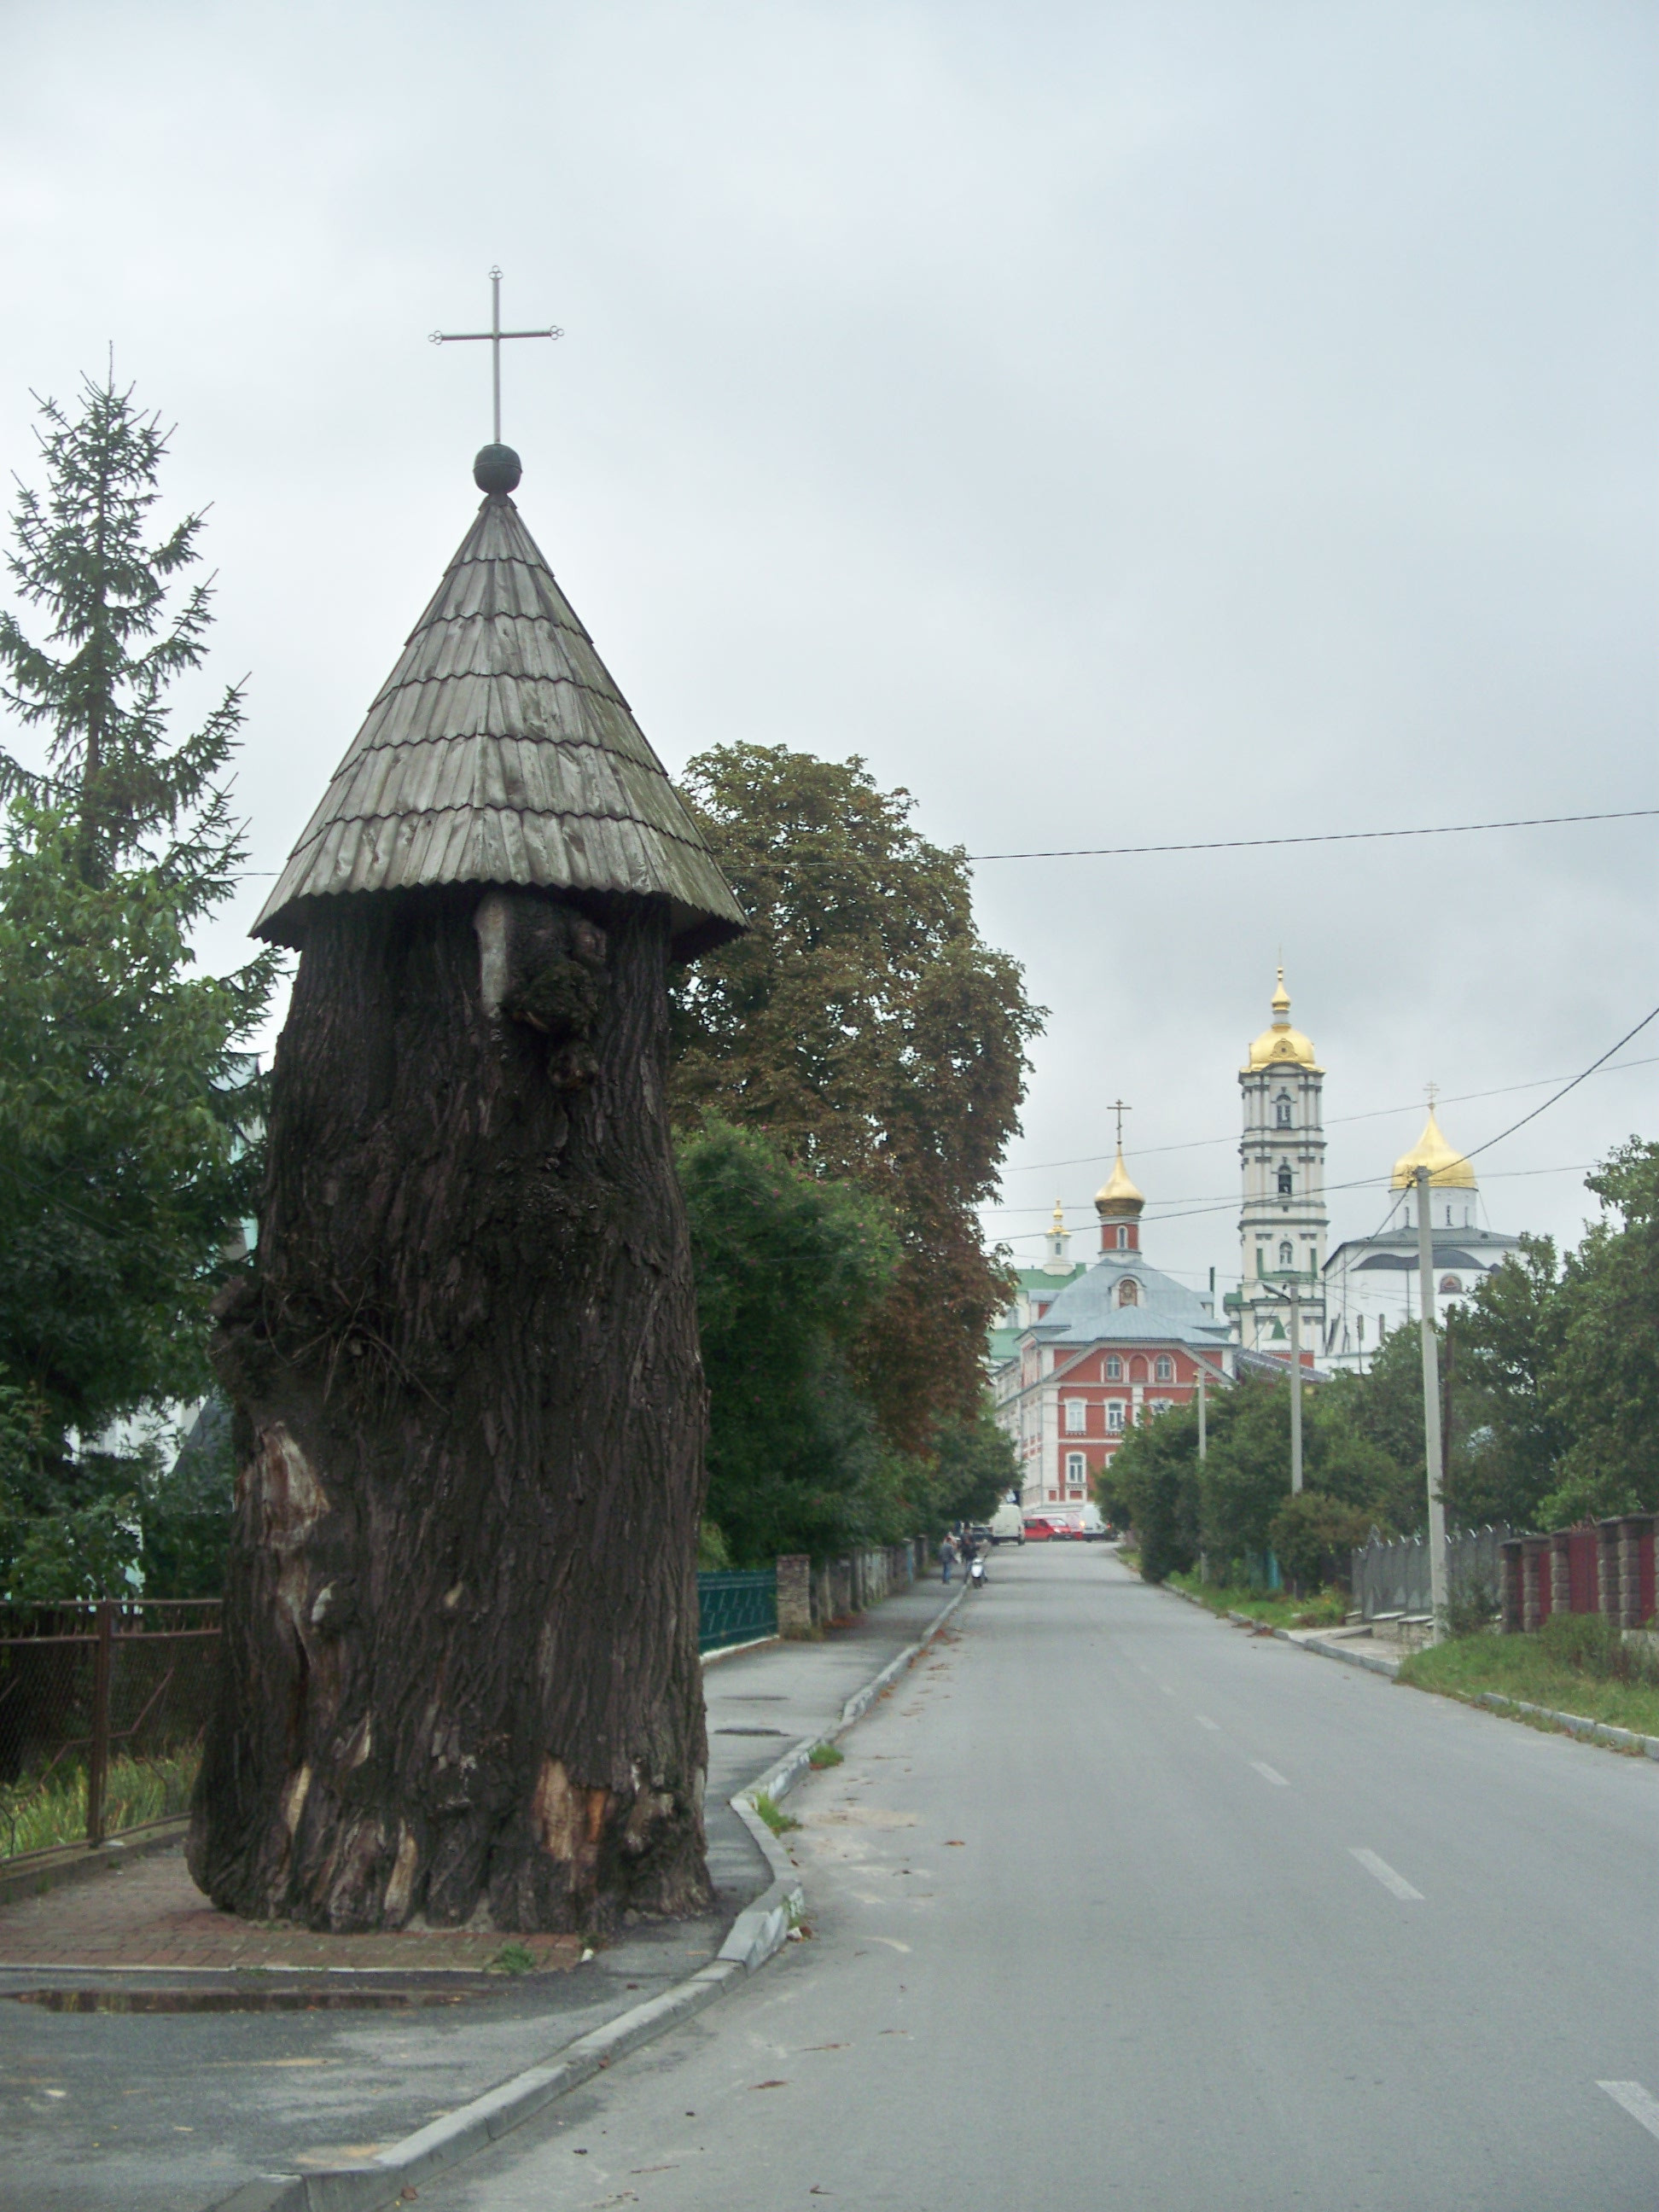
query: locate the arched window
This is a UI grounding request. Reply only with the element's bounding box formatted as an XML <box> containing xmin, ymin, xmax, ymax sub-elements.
<box><xmin>1130</xmin><ymin>1356</ymin><xmax>1149</xmax><ymax>1382</ymax></box>
<box><xmin>1155</xmin><ymin>1354</ymin><xmax>1173</xmax><ymax>1382</ymax></box>
<box><xmin>1439</xmin><ymin>1275</ymin><xmax>1463</xmax><ymax>1295</ymax></box>
<box><xmin>1278</xmin><ymin>1241</ymin><xmax>1294</xmax><ymax>1268</ymax></box>
<box><xmin>1105</xmin><ymin>1355</ymin><xmax>1122</xmax><ymax>1381</ymax></box>
<box><xmin>1117</xmin><ymin>1278</ymin><xmax>1139</xmax><ymax>1307</ymax></box>
<box><xmin>1275</xmin><ymin>1094</ymin><xmax>1293</xmax><ymax>1128</ymax></box>
<box><xmin>1277</xmin><ymin>1164</ymin><xmax>1293</xmax><ymax>1195</ymax></box>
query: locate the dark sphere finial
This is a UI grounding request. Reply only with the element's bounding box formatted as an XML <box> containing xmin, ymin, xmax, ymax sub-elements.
<box><xmin>474</xmin><ymin>444</ymin><xmax>522</xmax><ymax>495</ymax></box>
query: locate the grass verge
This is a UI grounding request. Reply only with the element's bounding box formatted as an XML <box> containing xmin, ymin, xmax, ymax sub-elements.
<box><xmin>0</xmin><ymin>1747</ymin><xmax>201</xmax><ymax>1860</ymax></box>
<box><xmin>1166</xmin><ymin>1572</ymin><xmax>1348</xmax><ymax>1632</ymax></box>
<box><xmin>807</xmin><ymin>1742</ymin><xmax>844</xmax><ymax>1770</ymax></box>
<box><xmin>1399</xmin><ymin>1628</ymin><xmax>1659</xmax><ymax>1740</ymax></box>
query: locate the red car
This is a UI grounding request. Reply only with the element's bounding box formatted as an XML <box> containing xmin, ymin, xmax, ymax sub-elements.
<box><xmin>1022</xmin><ymin>1517</ymin><xmax>1057</xmax><ymax>1540</ymax></box>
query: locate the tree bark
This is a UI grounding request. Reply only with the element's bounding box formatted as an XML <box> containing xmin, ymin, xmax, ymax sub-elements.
<box><xmin>189</xmin><ymin>888</ymin><xmax>712</xmax><ymax>1934</ymax></box>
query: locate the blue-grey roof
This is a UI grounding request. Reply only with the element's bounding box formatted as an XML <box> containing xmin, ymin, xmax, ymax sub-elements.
<box><xmin>1024</xmin><ymin>1250</ymin><xmax>1231</xmax><ymax>1349</ymax></box>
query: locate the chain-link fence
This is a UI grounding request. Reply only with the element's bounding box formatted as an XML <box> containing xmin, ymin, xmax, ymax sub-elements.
<box><xmin>0</xmin><ymin>1600</ymin><xmax>219</xmax><ymax>1860</ymax></box>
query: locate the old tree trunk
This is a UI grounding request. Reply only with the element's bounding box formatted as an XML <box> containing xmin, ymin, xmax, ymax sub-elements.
<box><xmin>189</xmin><ymin>886</ymin><xmax>712</xmax><ymax>1932</ymax></box>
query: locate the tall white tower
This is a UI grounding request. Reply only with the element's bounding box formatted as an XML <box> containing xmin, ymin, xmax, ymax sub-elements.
<box><xmin>1235</xmin><ymin>969</ymin><xmax>1328</xmax><ymax>1353</ymax></box>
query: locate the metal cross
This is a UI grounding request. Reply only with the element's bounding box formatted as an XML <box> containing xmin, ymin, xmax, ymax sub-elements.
<box><xmin>430</xmin><ymin>267</ymin><xmax>562</xmax><ymax>446</ymax></box>
<box><xmin>1108</xmin><ymin>1098</ymin><xmax>1132</xmax><ymax>1151</ymax></box>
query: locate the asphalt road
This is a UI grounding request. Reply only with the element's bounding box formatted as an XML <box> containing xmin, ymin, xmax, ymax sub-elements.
<box><xmin>415</xmin><ymin>1545</ymin><xmax>1659</xmax><ymax>2212</ymax></box>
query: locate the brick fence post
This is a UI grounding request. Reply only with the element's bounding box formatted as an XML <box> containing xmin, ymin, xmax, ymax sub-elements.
<box><xmin>1549</xmin><ymin>1533</ymin><xmax>1571</xmax><ymax>1616</ymax></box>
<box><xmin>1499</xmin><ymin>1540</ymin><xmax>1522</xmax><ymax>1633</ymax></box>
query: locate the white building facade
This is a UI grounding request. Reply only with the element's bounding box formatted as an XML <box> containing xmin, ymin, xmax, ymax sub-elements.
<box><xmin>1321</xmin><ymin>1108</ymin><xmax>1518</xmax><ymax>1371</ymax></box>
<box><xmin>1231</xmin><ymin>971</ymin><xmax>1328</xmax><ymax>1356</ymax></box>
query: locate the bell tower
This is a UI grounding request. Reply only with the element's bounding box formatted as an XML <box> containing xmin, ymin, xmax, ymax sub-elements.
<box><xmin>1235</xmin><ymin>969</ymin><xmax>1327</xmax><ymax>1353</ymax></box>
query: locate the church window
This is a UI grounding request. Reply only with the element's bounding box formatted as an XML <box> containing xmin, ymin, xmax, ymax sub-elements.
<box><xmin>1116</xmin><ymin>1225</ymin><xmax>1130</xmax><ymax>1248</ymax></box>
<box><xmin>1130</xmin><ymin>1355</ymin><xmax>1149</xmax><ymax>1382</ymax></box>
<box><xmin>1155</xmin><ymin>1354</ymin><xmax>1173</xmax><ymax>1382</ymax></box>
<box><xmin>1064</xmin><ymin>1398</ymin><xmax>1086</xmax><ymax>1434</ymax></box>
<box><xmin>1439</xmin><ymin>1275</ymin><xmax>1463</xmax><ymax>1295</ymax></box>
<box><xmin>1105</xmin><ymin>1356</ymin><xmax>1122</xmax><ymax>1380</ymax></box>
<box><xmin>1275</xmin><ymin>1095</ymin><xmax>1293</xmax><ymax>1128</ymax></box>
<box><xmin>1278</xmin><ymin>1241</ymin><xmax>1294</xmax><ymax>1268</ymax></box>
<box><xmin>1277</xmin><ymin>1164</ymin><xmax>1293</xmax><ymax>1195</ymax></box>
<box><xmin>1117</xmin><ymin>1278</ymin><xmax>1140</xmax><ymax>1307</ymax></box>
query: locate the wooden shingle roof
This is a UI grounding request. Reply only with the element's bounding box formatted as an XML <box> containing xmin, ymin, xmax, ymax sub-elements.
<box><xmin>253</xmin><ymin>488</ymin><xmax>745</xmax><ymax>958</ymax></box>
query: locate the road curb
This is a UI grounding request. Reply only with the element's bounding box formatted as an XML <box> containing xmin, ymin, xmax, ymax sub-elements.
<box><xmin>208</xmin><ymin>1584</ymin><xmax>964</xmax><ymax>2212</ymax></box>
<box><xmin>1281</xmin><ymin>1629</ymin><xmax>1402</xmax><ymax>1679</ymax></box>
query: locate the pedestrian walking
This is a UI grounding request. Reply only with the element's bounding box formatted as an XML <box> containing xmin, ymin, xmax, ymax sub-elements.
<box><xmin>939</xmin><ymin>1533</ymin><xmax>957</xmax><ymax>1585</ymax></box>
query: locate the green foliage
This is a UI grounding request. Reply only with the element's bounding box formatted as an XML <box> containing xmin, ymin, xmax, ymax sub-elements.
<box><xmin>671</xmin><ymin>743</ymin><xmax>1042</xmax><ymax>1457</ymax></box>
<box><xmin>0</xmin><ymin>375</ymin><xmax>276</xmax><ymax>1583</ymax></box>
<box><xmin>1109</xmin><ymin>1369</ymin><xmax>1416</xmax><ymax>1590</ymax></box>
<box><xmin>1439</xmin><ymin>1144</ymin><xmax>1659</xmax><ymax>1531</ymax></box>
<box><xmin>137</xmin><ymin>1394</ymin><xmax>236</xmax><ymax>1599</ymax></box>
<box><xmin>1100</xmin><ymin>1396</ymin><xmax>1201</xmax><ymax>1582</ymax></box>
<box><xmin>1540</xmin><ymin>1142</ymin><xmax>1659</xmax><ymax>1523</ymax></box>
<box><xmin>1268</xmin><ymin>1492</ymin><xmax>1375</xmax><ymax>1595</ymax></box>
<box><xmin>678</xmin><ymin>1115</ymin><xmax>1016</xmax><ymax>1561</ymax></box>
<box><xmin>678</xmin><ymin>1115</ymin><xmax>899</xmax><ymax>1563</ymax></box>
<box><xmin>807</xmin><ymin>1742</ymin><xmax>844</xmax><ymax>1769</ymax></box>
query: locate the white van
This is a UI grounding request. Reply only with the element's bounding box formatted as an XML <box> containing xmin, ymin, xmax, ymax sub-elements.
<box><xmin>989</xmin><ymin>1499</ymin><xmax>1025</xmax><ymax>1545</ymax></box>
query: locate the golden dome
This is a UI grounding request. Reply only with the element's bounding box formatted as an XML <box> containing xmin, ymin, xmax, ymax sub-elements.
<box><xmin>1051</xmin><ymin>1198</ymin><xmax>1066</xmax><ymax>1234</ymax></box>
<box><xmin>1391</xmin><ymin>1109</ymin><xmax>1476</xmax><ymax>1190</ymax></box>
<box><xmin>1244</xmin><ymin>966</ymin><xmax>1320</xmax><ymax>1072</ymax></box>
<box><xmin>1095</xmin><ymin>1148</ymin><xmax>1144</xmax><ymax>1220</ymax></box>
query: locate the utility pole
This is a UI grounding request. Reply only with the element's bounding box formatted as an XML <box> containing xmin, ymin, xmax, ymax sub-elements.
<box><xmin>1415</xmin><ymin>1165</ymin><xmax>1447</xmax><ymax>1636</ymax></box>
<box><xmin>1289</xmin><ymin>1278</ymin><xmax>1303</xmax><ymax>1493</ymax></box>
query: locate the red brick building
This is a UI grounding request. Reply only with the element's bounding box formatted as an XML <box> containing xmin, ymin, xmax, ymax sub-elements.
<box><xmin>992</xmin><ymin>1150</ymin><xmax>1235</xmax><ymax>1528</ymax></box>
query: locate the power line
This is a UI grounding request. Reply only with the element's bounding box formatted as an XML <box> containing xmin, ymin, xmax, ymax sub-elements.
<box><xmin>998</xmin><ymin>1052</ymin><xmax>1659</xmax><ymax>1178</ymax></box>
<box><xmin>964</xmin><ymin>804</ymin><xmax>1659</xmax><ymax>864</ymax></box>
<box><xmin>1463</xmin><ymin>1002</ymin><xmax>1659</xmax><ymax>1161</ymax></box>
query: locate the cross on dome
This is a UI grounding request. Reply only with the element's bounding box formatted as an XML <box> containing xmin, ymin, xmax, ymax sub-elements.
<box><xmin>431</xmin><ymin>266</ymin><xmax>562</xmax><ymax>488</ymax></box>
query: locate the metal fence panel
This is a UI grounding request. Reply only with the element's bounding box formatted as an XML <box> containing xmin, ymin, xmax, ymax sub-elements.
<box><xmin>1351</xmin><ymin>1527</ymin><xmax>1513</xmax><ymax>1620</ymax></box>
<box><xmin>696</xmin><ymin>1569</ymin><xmax>777</xmax><ymax>1653</ymax></box>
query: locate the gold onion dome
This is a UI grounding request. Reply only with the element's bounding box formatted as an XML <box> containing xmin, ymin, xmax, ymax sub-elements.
<box><xmin>1244</xmin><ymin>966</ymin><xmax>1320</xmax><ymax>1071</ymax></box>
<box><xmin>1095</xmin><ymin>1148</ymin><xmax>1144</xmax><ymax>1220</ymax></box>
<box><xmin>1391</xmin><ymin>1109</ymin><xmax>1476</xmax><ymax>1190</ymax></box>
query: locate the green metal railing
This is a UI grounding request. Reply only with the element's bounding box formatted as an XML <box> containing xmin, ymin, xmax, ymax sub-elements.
<box><xmin>696</xmin><ymin>1569</ymin><xmax>777</xmax><ymax>1653</ymax></box>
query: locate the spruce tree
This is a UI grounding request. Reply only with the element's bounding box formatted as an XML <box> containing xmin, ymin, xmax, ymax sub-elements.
<box><xmin>0</xmin><ymin>375</ymin><xmax>276</xmax><ymax>1574</ymax></box>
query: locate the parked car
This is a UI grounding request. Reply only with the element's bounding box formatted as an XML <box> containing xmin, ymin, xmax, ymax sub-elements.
<box><xmin>989</xmin><ymin>1501</ymin><xmax>1025</xmax><ymax>1545</ymax></box>
<box><xmin>1022</xmin><ymin>1517</ymin><xmax>1057</xmax><ymax>1541</ymax></box>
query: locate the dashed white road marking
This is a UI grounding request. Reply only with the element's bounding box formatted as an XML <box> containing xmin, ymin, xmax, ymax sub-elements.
<box><xmin>1195</xmin><ymin>1715</ymin><xmax>1220</xmax><ymax>1732</ymax></box>
<box><xmin>1599</xmin><ymin>2081</ymin><xmax>1659</xmax><ymax>2145</ymax></box>
<box><xmin>1349</xmin><ymin>1847</ymin><xmax>1424</xmax><ymax>1901</ymax></box>
<box><xmin>1249</xmin><ymin>1760</ymin><xmax>1289</xmax><ymax>1786</ymax></box>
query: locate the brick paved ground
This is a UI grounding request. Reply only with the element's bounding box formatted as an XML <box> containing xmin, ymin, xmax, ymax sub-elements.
<box><xmin>0</xmin><ymin>1848</ymin><xmax>579</xmax><ymax>1970</ymax></box>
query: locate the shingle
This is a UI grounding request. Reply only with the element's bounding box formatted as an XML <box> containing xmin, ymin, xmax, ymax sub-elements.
<box><xmin>254</xmin><ymin>490</ymin><xmax>744</xmax><ymax>956</ymax></box>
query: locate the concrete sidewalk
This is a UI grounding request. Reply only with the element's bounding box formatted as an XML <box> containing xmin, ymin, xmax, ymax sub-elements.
<box><xmin>0</xmin><ymin>1577</ymin><xmax>958</xmax><ymax>2212</ymax></box>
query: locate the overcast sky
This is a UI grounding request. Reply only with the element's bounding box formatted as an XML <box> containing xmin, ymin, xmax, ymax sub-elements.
<box><xmin>3</xmin><ymin>0</ymin><xmax>1654</xmax><ymax>1294</ymax></box>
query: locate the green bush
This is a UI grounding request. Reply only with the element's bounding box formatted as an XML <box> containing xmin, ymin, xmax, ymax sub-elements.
<box><xmin>1268</xmin><ymin>1493</ymin><xmax>1373</xmax><ymax>1596</ymax></box>
<box><xmin>1538</xmin><ymin>1610</ymin><xmax>1659</xmax><ymax>1685</ymax></box>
